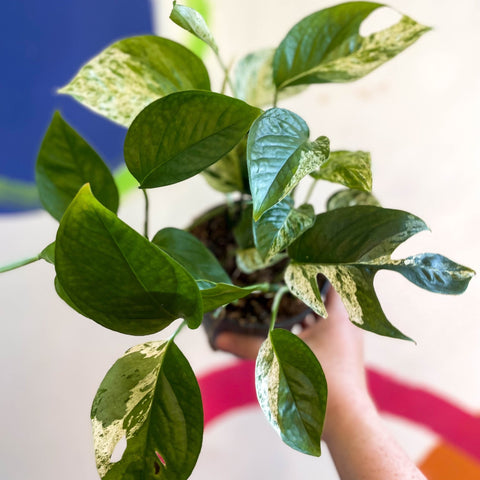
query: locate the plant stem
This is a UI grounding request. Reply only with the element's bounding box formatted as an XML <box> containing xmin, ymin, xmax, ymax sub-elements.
<box><xmin>273</xmin><ymin>88</ymin><xmax>279</xmax><ymax>108</ymax></box>
<box><xmin>0</xmin><ymin>255</ymin><xmax>40</xmax><ymax>273</ymax></box>
<box><xmin>304</xmin><ymin>177</ymin><xmax>318</xmax><ymax>204</ymax></box>
<box><xmin>269</xmin><ymin>285</ymin><xmax>289</xmax><ymax>332</ymax></box>
<box><xmin>216</xmin><ymin>54</ymin><xmax>236</xmax><ymax>97</ymax></box>
<box><xmin>170</xmin><ymin>319</ymin><xmax>187</xmax><ymax>343</ymax></box>
<box><xmin>142</xmin><ymin>188</ymin><xmax>149</xmax><ymax>239</ymax></box>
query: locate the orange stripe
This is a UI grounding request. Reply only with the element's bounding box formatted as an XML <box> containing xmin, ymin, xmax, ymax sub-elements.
<box><xmin>420</xmin><ymin>443</ymin><xmax>480</xmax><ymax>479</ymax></box>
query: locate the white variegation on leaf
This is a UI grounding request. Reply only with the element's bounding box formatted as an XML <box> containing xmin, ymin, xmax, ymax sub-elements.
<box><xmin>286</xmin><ymin>206</ymin><xmax>475</xmax><ymax>340</ymax></box>
<box><xmin>170</xmin><ymin>1</ymin><xmax>219</xmax><ymax>54</ymax></box>
<box><xmin>91</xmin><ymin>341</ymin><xmax>203</xmax><ymax>480</ymax></box>
<box><xmin>58</xmin><ymin>36</ymin><xmax>210</xmax><ymax>127</ymax></box>
<box><xmin>247</xmin><ymin>108</ymin><xmax>330</xmax><ymax>220</ymax></box>
<box><xmin>234</xmin><ymin>49</ymin><xmax>307</xmax><ymax>107</ymax></box>
<box><xmin>273</xmin><ymin>3</ymin><xmax>431</xmax><ymax>90</ymax></box>
<box><xmin>253</xmin><ymin>199</ymin><xmax>315</xmax><ymax>261</ymax></box>
<box><xmin>327</xmin><ymin>189</ymin><xmax>381</xmax><ymax>210</ymax></box>
<box><xmin>236</xmin><ymin>247</ymin><xmax>287</xmax><ymax>274</ymax></box>
<box><xmin>310</xmin><ymin>150</ymin><xmax>372</xmax><ymax>192</ymax></box>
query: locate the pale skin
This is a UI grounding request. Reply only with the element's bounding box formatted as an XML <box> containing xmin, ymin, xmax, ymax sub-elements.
<box><xmin>216</xmin><ymin>288</ymin><xmax>428</xmax><ymax>480</ymax></box>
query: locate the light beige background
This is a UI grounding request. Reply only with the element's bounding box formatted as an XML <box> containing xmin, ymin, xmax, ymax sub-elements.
<box><xmin>0</xmin><ymin>1</ymin><xmax>479</xmax><ymax>478</ymax></box>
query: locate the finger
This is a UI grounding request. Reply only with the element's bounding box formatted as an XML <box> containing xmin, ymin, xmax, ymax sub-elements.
<box><xmin>215</xmin><ymin>332</ymin><xmax>265</xmax><ymax>359</ymax></box>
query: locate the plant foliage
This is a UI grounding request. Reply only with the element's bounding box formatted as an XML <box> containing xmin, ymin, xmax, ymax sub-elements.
<box><xmin>1</xmin><ymin>2</ymin><xmax>475</xmax><ymax>478</ymax></box>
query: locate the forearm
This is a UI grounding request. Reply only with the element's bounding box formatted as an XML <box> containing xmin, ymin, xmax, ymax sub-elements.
<box><xmin>323</xmin><ymin>393</ymin><xmax>427</xmax><ymax>480</ymax></box>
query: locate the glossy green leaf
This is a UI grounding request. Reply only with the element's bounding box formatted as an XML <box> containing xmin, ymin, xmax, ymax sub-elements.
<box><xmin>59</xmin><ymin>36</ymin><xmax>210</xmax><ymax>127</ymax></box>
<box><xmin>201</xmin><ymin>137</ymin><xmax>249</xmax><ymax>194</ymax></box>
<box><xmin>170</xmin><ymin>1</ymin><xmax>218</xmax><ymax>54</ymax></box>
<box><xmin>253</xmin><ymin>198</ymin><xmax>315</xmax><ymax>260</ymax></box>
<box><xmin>247</xmin><ymin>108</ymin><xmax>330</xmax><ymax>220</ymax></box>
<box><xmin>125</xmin><ymin>91</ymin><xmax>262</xmax><ymax>188</ymax></box>
<box><xmin>256</xmin><ymin>329</ymin><xmax>327</xmax><ymax>456</ymax></box>
<box><xmin>327</xmin><ymin>188</ymin><xmax>380</xmax><ymax>210</ymax></box>
<box><xmin>54</xmin><ymin>276</ymin><xmax>86</xmax><ymax>316</ymax></box>
<box><xmin>286</xmin><ymin>206</ymin><xmax>474</xmax><ymax>339</ymax></box>
<box><xmin>311</xmin><ymin>150</ymin><xmax>372</xmax><ymax>191</ymax></box>
<box><xmin>92</xmin><ymin>341</ymin><xmax>203</xmax><ymax>480</ymax></box>
<box><xmin>197</xmin><ymin>281</ymin><xmax>267</xmax><ymax>313</ymax></box>
<box><xmin>234</xmin><ymin>49</ymin><xmax>307</xmax><ymax>107</ymax></box>
<box><xmin>236</xmin><ymin>248</ymin><xmax>287</xmax><ymax>275</ymax></box>
<box><xmin>273</xmin><ymin>2</ymin><xmax>431</xmax><ymax>90</ymax></box>
<box><xmin>152</xmin><ymin>227</ymin><xmax>230</xmax><ymax>284</ymax></box>
<box><xmin>36</xmin><ymin>112</ymin><xmax>119</xmax><ymax>221</ymax></box>
<box><xmin>55</xmin><ymin>185</ymin><xmax>202</xmax><ymax>335</ymax></box>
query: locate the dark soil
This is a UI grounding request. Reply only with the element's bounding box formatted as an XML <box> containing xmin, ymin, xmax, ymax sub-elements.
<box><xmin>189</xmin><ymin>202</ymin><xmax>320</xmax><ymax>346</ymax></box>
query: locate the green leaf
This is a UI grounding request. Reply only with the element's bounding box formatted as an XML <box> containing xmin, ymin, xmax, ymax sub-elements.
<box><xmin>236</xmin><ymin>248</ymin><xmax>287</xmax><ymax>275</ymax></box>
<box><xmin>273</xmin><ymin>2</ymin><xmax>431</xmax><ymax>90</ymax></box>
<box><xmin>54</xmin><ymin>276</ymin><xmax>86</xmax><ymax>316</ymax></box>
<box><xmin>384</xmin><ymin>253</ymin><xmax>475</xmax><ymax>295</ymax></box>
<box><xmin>232</xmin><ymin>203</ymin><xmax>255</xmax><ymax>250</ymax></box>
<box><xmin>125</xmin><ymin>91</ymin><xmax>262</xmax><ymax>188</ymax></box>
<box><xmin>170</xmin><ymin>1</ymin><xmax>218</xmax><ymax>54</ymax></box>
<box><xmin>36</xmin><ymin>112</ymin><xmax>119</xmax><ymax>221</ymax></box>
<box><xmin>197</xmin><ymin>281</ymin><xmax>267</xmax><ymax>313</ymax></box>
<box><xmin>58</xmin><ymin>36</ymin><xmax>210</xmax><ymax>127</ymax></box>
<box><xmin>234</xmin><ymin>49</ymin><xmax>307</xmax><ymax>107</ymax></box>
<box><xmin>92</xmin><ymin>341</ymin><xmax>203</xmax><ymax>480</ymax></box>
<box><xmin>247</xmin><ymin>108</ymin><xmax>329</xmax><ymax>220</ymax></box>
<box><xmin>327</xmin><ymin>188</ymin><xmax>380</xmax><ymax>210</ymax></box>
<box><xmin>286</xmin><ymin>206</ymin><xmax>474</xmax><ymax>340</ymax></box>
<box><xmin>256</xmin><ymin>329</ymin><xmax>327</xmax><ymax>456</ymax></box>
<box><xmin>39</xmin><ymin>242</ymin><xmax>56</xmax><ymax>265</ymax></box>
<box><xmin>253</xmin><ymin>198</ymin><xmax>315</xmax><ymax>260</ymax></box>
<box><xmin>201</xmin><ymin>136</ymin><xmax>250</xmax><ymax>194</ymax></box>
<box><xmin>152</xmin><ymin>227</ymin><xmax>230</xmax><ymax>284</ymax></box>
<box><xmin>311</xmin><ymin>150</ymin><xmax>372</xmax><ymax>191</ymax></box>
<box><xmin>55</xmin><ymin>184</ymin><xmax>202</xmax><ymax>335</ymax></box>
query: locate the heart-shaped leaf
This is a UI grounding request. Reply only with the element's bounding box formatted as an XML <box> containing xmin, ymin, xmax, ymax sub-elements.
<box><xmin>236</xmin><ymin>248</ymin><xmax>287</xmax><ymax>275</ymax></box>
<box><xmin>36</xmin><ymin>112</ymin><xmax>119</xmax><ymax>221</ymax></box>
<box><xmin>170</xmin><ymin>1</ymin><xmax>218</xmax><ymax>54</ymax></box>
<box><xmin>152</xmin><ymin>227</ymin><xmax>230</xmax><ymax>284</ymax></box>
<box><xmin>327</xmin><ymin>189</ymin><xmax>380</xmax><ymax>210</ymax></box>
<box><xmin>253</xmin><ymin>198</ymin><xmax>315</xmax><ymax>260</ymax></box>
<box><xmin>247</xmin><ymin>108</ymin><xmax>329</xmax><ymax>220</ymax></box>
<box><xmin>59</xmin><ymin>36</ymin><xmax>210</xmax><ymax>127</ymax></box>
<box><xmin>286</xmin><ymin>206</ymin><xmax>475</xmax><ymax>340</ymax></box>
<box><xmin>55</xmin><ymin>184</ymin><xmax>202</xmax><ymax>335</ymax></box>
<box><xmin>92</xmin><ymin>341</ymin><xmax>203</xmax><ymax>480</ymax></box>
<box><xmin>256</xmin><ymin>329</ymin><xmax>327</xmax><ymax>456</ymax></box>
<box><xmin>234</xmin><ymin>49</ymin><xmax>307</xmax><ymax>107</ymax></box>
<box><xmin>311</xmin><ymin>150</ymin><xmax>372</xmax><ymax>192</ymax></box>
<box><xmin>197</xmin><ymin>281</ymin><xmax>267</xmax><ymax>313</ymax></box>
<box><xmin>273</xmin><ymin>2</ymin><xmax>431</xmax><ymax>90</ymax></box>
<box><xmin>125</xmin><ymin>91</ymin><xmax>262</xmax><ymax>188</ymax></box>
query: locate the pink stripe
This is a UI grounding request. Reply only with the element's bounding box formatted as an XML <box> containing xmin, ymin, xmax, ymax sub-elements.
<box><xmin>367</xmin><ymin>368</ymin><xmax>480</xmax><ymax>461</ymax></box>
<box><xmin>198</xmin><ymin>361</ymin><xmax>480</xmax><ymax>461</ymax></box>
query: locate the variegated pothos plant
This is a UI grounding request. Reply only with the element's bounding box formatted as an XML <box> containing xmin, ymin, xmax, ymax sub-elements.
<box><xmin>1</xmin><ymin>2</ymin><xmax>475</xmax><ymax>479</ymax></box>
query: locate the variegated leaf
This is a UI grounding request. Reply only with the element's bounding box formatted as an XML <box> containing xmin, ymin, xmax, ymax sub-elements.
<box><xmin>234</xmin><ymin>49</ymin><xmax>307</xmax><ymax>107</ymax></box>
<box><xmin>236</xmin><ymin>247</ymin><xmax>286</xmax><ymax>274</ymax></box>
<box><xmin>59</xmin><ymin>36</ymin><xmax>210</xmax><ymax>127</ymax></box>
<box><xmin>253</xmin><ymin>198</ymin><xmax>315</xmax><ymax>260</ymax></box>
<box><xmin>327</xmin><ymin>189</ymin><xmax>381</xmax><ymax>210</ymax></box>
<box><xmin>311</xmin><ymin>150</ymin><xmax>372</xmax><ymax>191</ymax></box>
<box><xmin>247</xmin><ymin>108</ymin><xmax>330</xmax><ymax>220</ymax></box>
<box><xmin>256</xmin><ymin>329</ymin><xmax>327</xmax><ymax>456</ymax></box>
<box><xmin>286</xmin><ymin>206</ymin><xmax>474</xmax><ymax>340</ymax></box>
<box><xmin>170</xmin><ymin>1</ymin><xmax>218</xmax><ymax>54</ymax></box>
<box><xmin>92</xmin><ymin>341</ymin><xmax>203</xmax><ymax>480</ymax></box>
<box><xmin>273</xmin><ymin>3</ymin><xmax>431</xmax><ymax>90</ymax></box>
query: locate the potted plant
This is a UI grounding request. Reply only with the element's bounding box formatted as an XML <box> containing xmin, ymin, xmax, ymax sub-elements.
<box><xmin>1</xmin><ymin>2</ymin><xmax>475</xmax><ymax>479</ymax></box>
